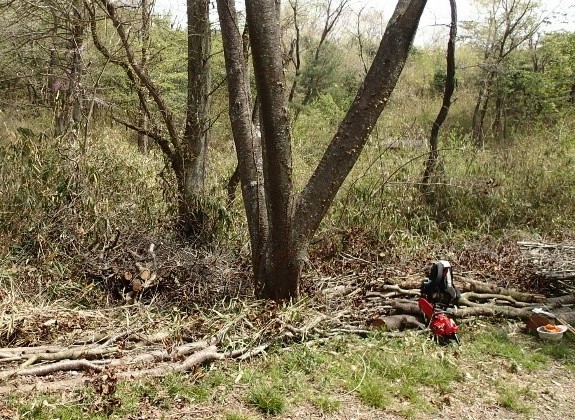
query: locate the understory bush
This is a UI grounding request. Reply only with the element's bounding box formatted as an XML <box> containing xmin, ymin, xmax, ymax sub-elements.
<box><xmin>327</xmin><ymin>114</ymin><xmax>575</xmax><ymax>248</ymax></box>
<box><xmin>0</xmin><ymin>115</ymin><xmax>169</xmax><ymax>261</ymax></box>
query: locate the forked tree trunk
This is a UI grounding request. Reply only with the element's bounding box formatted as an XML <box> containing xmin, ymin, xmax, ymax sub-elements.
<box><xmin>219</xmin><ymin>0</ymin><xmax>427</xmax><ymax>300</ymax></box>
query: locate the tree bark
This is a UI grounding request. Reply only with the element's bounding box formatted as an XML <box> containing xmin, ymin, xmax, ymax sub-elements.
<box><xmin>220</xmin><ymin>0</ymin><xmax>426</xmax><ymax>300</ymax></box>
<box><xmin>178</xmin><ymin>0</ymin><xmax>212</xmax><ymax>238</ymax></box>
<box><xmin>52</xmin><ymin>0</ymin><xmax>86</xmax><ymax>140</ymax></box>
<box><xmin>246</xmin><ymin>0</ymin><xmax>298</xmax><ymax>299</ymax></box>
<box><xmin>258</xmin><ymin>0</ymin><xmax>427</xmax><ymax>300</ymax></box>
<box><xmin>216</xmin><ymin>0</ymin><xmax>267</xmax><ymax>280</ymax></box>
<box><xmin>420</xmin><ymin>0</ymin><xmax>457</xmax><ymax>196</ymax></box>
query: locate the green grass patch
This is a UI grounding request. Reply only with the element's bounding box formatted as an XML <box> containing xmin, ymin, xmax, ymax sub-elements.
<box><xmin>466</xmin><ymin>329</ymin><xmax>550</xmax><ymax>371</ymax></box>
<box><xmin>310</xmin><ymin>395</ymin><xmax>341</xmax><ymax>413</ymax></box>
<box><xmin>356</xmin><ymin>376</ymin><xmax>392</xmax><ymax>408</ymax></box>
<box><xmin>12</xmin><ymin>392</ymin><xmax>105</xmax><ymax>420</ymax></box>
<box><xmin>246</xmin><ymin>385</ymin><xmax>286</xmax><ymax>415</ymax></box>
<box><xmin>224</xmin><ymin>413</ymin><xmax>255</xmax><ymax>420</ymax></box>
<box><xmin>5</xmin><ymin>325</ymin><xmax>573</xmax><ymax>419</ymax></box>
<box><xmin>496</xmin><ymin>383</ymin><xmax>534</xmax><ymax>415</ymax></box>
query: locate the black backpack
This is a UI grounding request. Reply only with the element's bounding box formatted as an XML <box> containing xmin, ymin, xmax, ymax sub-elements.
<box><xmin>421</xmin><ymin>260</ymin><xmax>461</xmax><ymax>306</ymax></box>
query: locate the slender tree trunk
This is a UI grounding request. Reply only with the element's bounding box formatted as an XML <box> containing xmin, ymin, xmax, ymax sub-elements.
<box><xmin>70</xmin><ymin>0</ymin><xmax>84</xmax><ymax>139</ymax></box>
<box><xmin>472</xmin><ymin>71</ymin><xmax>494</xmax><ymax>146</ymax></box>
<box><xmin>492</xmin><ymin>92</ymin><xmax>505</xmax><ymax>141</ymax></box>
<box><xmin>92</xmin><ymin>0</ymin><xmax>212</xmax><ymax>241</ymax></box>
<box><xmin>287</xmin><ymin>0</ymin><xmax>301</xmax><ymax>103</ymax></box>
<box><xmin>52</xmin><ymin>1</ymin><xmax>85</xmax><ymax>139</ymax></box>
<box><xmin>178</xmin><ymin>0</ymin><xmax>212</xmax><ymax>238</ymax></box>
<box><xmin>420</xmin><ymin>0</ymin><xmax>457</xmax><ymax>197</ymax></box>
<box><xmin>137</xmin><ymin>0</ymin><xmax>153</xmax><ymax>153</ymax></box>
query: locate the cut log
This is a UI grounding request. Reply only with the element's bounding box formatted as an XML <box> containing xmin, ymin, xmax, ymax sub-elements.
<box><xmin>0</xmin><ymin>360</ymin><xmax>103</xmax><ymax>380</ymax></box>
<box><xmin>367</xmin><ymin>315</ymin><xmax>425</xmax><ymax>331</ymax></box>
<box><xmin>459</xmin><ymin>277</ymin><xmax>545</xmax><ymax>302</ymax></box>
<box><xmin>391</xmin><ymin>300</ymin><xmax>532</xmax><ymax>320</ymax></box>
<box><xmin>545</xmin><ymin>295</ymin><xmax>575</xmax><ymax>307</ymax></box>
<box><xmin>459</xmin><ymin>292</ymin><xmax>537</xmax><ymax>308</ymax></box>
<box><xmin>396</xmin><ymin>277</ymin><xmax>545</xmax><ymax>302</ymax></box>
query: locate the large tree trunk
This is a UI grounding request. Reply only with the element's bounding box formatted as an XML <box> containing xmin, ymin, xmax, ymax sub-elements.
<box><xmin>216</xmin><ymin>0</ymin><xmax>268</xmax><ymax>281</ymax></box>
<box><xmin>246</xmin><ymin>0</ymin><xmax>427</xmax><ymax>300</ymax></box>
<box><xmin>245</xmin><ymin>0</ymin><xmax>300</xmax><ymax>299</ymax></box>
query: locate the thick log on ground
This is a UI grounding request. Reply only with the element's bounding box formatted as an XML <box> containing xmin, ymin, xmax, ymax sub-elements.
<box><xmin>459</xmin><ymin>278</ymin><xmax>545</xmax><ymax>302</ymax></box>
<box><xmin>367</xmin><ymin>314</ymin><xmax>425</xmax><ymax>331</ymax></box>
<box><xmin>0</xmin><ymin>360</ymin><xmax>103</xmax><ymax>380</ymax></box>
<box><xmin>396</xmin><ymin>277</ymin><xmax>544</xmax><ymax>302</ymax></box>
<box><xmin>459</xmin><ymin>292</ymin><xmax>537</xmax><ymax>308</ymax></box>
<box><xmin>545</xmin><ymin>295</ymin><xmax>575</xmax><ymax>307</ymax></box>
<box><xmin>391</xmin><ymin>300</ymin><xmax>533</xmax><ymax>320</ymax></box>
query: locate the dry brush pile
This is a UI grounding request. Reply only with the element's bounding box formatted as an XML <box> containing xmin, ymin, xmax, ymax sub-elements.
<box><xmin>1</xmin><ymin>234</ymin><xmax>575</xmax><ymax>393</ymax></box>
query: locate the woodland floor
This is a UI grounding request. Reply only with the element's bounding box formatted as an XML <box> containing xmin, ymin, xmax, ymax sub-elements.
<box><xmin>1</xmin><ymin>232</ymin><xmax>575</xmax><ymax>419</ymax></box>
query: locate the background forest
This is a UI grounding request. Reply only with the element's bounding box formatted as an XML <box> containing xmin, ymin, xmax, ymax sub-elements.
<box><xmin>0</xmin><ymin>0</ymin><xmax>575</xmax><ymax>418</ymax></box>
<box><xmin>1</xmin><ymin>0</ymin><xmax>573</xmax><ymax>290</ymax></box>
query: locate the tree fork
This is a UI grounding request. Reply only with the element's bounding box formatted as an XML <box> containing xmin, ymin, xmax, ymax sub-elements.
<box><xmin>220</xmin><ymin>0</ymin><xmax>427</xmax><ymax>300</ymax></box>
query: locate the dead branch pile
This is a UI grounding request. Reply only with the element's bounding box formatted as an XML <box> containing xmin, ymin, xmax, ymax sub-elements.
<box><xmin>2</xmin><ymin>269</ymin><xmax>575</xmax><ymax>393</ymax></box>
<box><xmin>3</xmin><ymin>233</ymin><xmax>575</xmax><ymax>393</ymax></box>
<box><xmin>518</xmin><ymin>241</ymin><xmax>575</xmax><ymax>295</ymax></box>
<box><xmin>0</xmin><ymin>299</ymin><xmax>377</xmax><ymax>393</ymax></box>
<box><xmin>317</xmin><ymin>271</ymin><xmax>575</xmax><ymax>333</ymax></box>
<box><xmin>81</xmin><ymin>230</ymin><xmax>251</xmax><ymax>305</ymax></box>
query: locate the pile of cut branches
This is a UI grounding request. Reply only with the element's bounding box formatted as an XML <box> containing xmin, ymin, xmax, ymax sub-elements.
<box><xmin>317</xmin><ymin>272</ymin><xmax>575</xmax><ymax>331</ymax></box>
<box><xmin>3</xmin><ymin>235</ymin><xmax>575</xmax><ymax>394</ymax></box>
<box><xmin>81</xmin><ymin>230</ymin><xmax>251</xmax><ymax>306</ymax></box>
<box><xmin>0</xmin><ymin>298</ymin><xmax>378</xmax><ymax>393</ymax></box>
<box><xmin>518</xmin><ymin>241</ymin><xmax>575</xmax><ymax>295</ymax></box>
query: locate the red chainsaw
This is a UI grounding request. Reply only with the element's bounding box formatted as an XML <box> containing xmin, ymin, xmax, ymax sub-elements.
<box><xmin>418</xmin><ymin>260</ymin><xmax>461</xmax><ymax>344</ymax></box>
